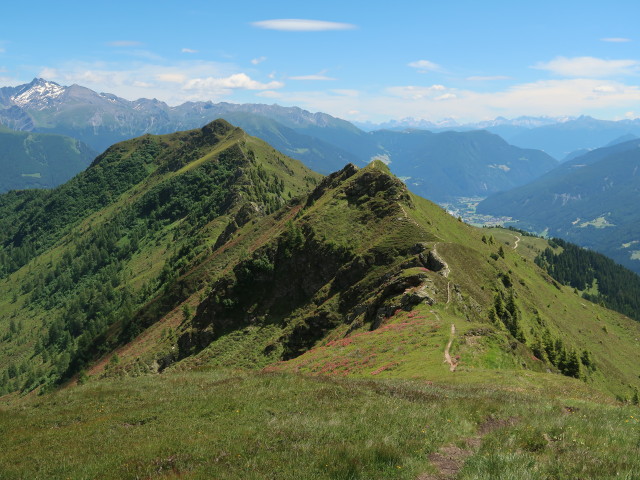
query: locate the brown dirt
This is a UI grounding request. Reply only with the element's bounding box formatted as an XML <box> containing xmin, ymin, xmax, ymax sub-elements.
<box><xmin>417</xmin><ymin>416</ymin><xmax>519</xmax><ymax>479</ymax></box>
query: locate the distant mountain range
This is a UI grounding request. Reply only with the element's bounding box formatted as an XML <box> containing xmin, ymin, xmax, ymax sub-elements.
<box><xmin>477</xmin><ymin>139</ymin><xmax>640</xmax><ymax>273</ymax></box>
<box><xmin>0</xmin><ymin>78</ymin><xmax>558</xmax><ymax>199</ymax></box>
<box><xmin>357</xmin><ymin>115</ymin><xmax>640</xmax><ymax>160</ymax></box>
<box><xmin>0</xmin><ymin>125</ymin><xmax>96</xmax><ymax>193</ymax></box>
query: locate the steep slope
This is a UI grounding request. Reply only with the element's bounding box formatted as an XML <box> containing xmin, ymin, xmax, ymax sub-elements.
<box><xmin>477</xmin><ymin>139</ymin><xmax>640</xmax><ymax>272</ymax></box>
<box><xmin>0</xmin><ymin>119</ymin><xmax>321</xmax><ymax>393</ymax></box>
<box><xmin>212</xmin><ymin>111</ymin><xmax>361</xmax><ymax>174</ymax></box>
<box><xmin>2</xmin><ymin>136</ymin><xmax>640</xmax><ymax>478</ymax></box>
<box><xmin>0</xmin><ymin>125</ymin><xmax>96</xmax><ymax>192</ymax></box>
<box><xmin>66</xmin><ymin>162</ymin><xmax>640</xmax><ymax>402</ymax></box>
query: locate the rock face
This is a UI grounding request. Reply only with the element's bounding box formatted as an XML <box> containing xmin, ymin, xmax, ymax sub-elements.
<box><xmin>422</xmin><ymin>249</ymin><xmax>450</xmax><ymax>277</ymax></box>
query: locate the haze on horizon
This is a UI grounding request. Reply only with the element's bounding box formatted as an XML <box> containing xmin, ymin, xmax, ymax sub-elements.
<box><xmin>1</xmin><ymin>0</ymin><xmax>639</xmax><ymax>123</ymax></box>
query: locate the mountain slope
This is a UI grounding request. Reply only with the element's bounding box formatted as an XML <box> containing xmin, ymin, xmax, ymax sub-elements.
<box><xmin>477</xmin><ymin>139</ymin><xmax>640</xmax><ymax>272</ymax></box>
<box><xmin>364</xmin><ymin>129</ymin><xmax>557</xmax><ymax>201</ymax></box>
<box><xmin>1</xmin><ymin>129</ymin><xmax>640</xmax><ymax>478</ymax></box>
<box><xmin>0</xmin><ymin>125</ymin><xmax>96</xmax><ymax>192</ymax></box>
<box><xmin>1</xmin><ymin>122</ymin><xmax>639</xmax><ymax>402</ymax></box>
<box><xmin>0</xmin><ymin>119</ymin><xmax>321</xmax><ymax>392</ymax></box>
<box><xmin>69</xmin><ymin>162</ymin><xmax>640</xmax><ymax>401</ymax></box>
<box><xmin>502</xmin><ymin>116</ymin><xmax>640</xmax><ymax>159</ymax></box>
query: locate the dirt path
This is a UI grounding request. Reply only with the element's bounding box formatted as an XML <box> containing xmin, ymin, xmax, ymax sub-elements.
<box><xmin>512</xmin><ymin>234</ymin><xmax>521</xmax><ymax>250</ymax></box>
<box><xmin>419</xmin><ymin>417</ymin><xmax>519</xmax><ymax>480</ymax></box>
<box><xmin>443</xmin><ymin>323</ymin><xmax>458</xmax><ymax>372</ymax></box>
<box><xmin>446</xmin><ymin>282</ymin><xmax>451</xmax><ymax>304</ymax></box>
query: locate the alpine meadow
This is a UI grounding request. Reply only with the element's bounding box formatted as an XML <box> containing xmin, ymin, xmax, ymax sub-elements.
<box><xmin>1</xmin><ymin>2</ymin><xmax>640</xmax><ymax>479</ymax></box>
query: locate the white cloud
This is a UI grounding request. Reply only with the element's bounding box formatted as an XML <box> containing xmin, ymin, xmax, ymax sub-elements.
<box><xmin>601</xmin><ymin>37</ymin><xmax>631</xmax><ymax>43</ymax></box>
<box><xmin>251</xmin><ymin>19</ymin><xmax>356</xmax><ymax>32</ymax></box>
<box><xmin>256</xmin><ymin>90</ymin><xmax>283</xmax><ymax>99</ymax></box>
<box><xmin>408</xmin><ymin>60</ymin><xmax>443</xmax><ymax>72</ymax></box>
<box><xmin>332</xmin><ymin>89</ymin><xmax>359</xmax><ymax>97</ymax></box>
<box><xmin>271</xmin><ymin>78</ymin><xmax>640</xmax><ymax>125</ymax></box>
<box><xmin>593</xmin><ymin>85</ymin><xmax>619</xmax><ymax>93</ymax></box>
<box><xmin>289</xmin><ymin>74</ymin><xmax>336</xmax><ymax>81</ymax></box>
<box><xmin>251</xmin><ymin>56</ymin><xmax>267</xmax><ymax>65</ymax></box>
<box><xmin>181</xmin><ymin>48</ymin><xmax>198</xmax><ymax>53</ymax></box>
<box><xmin>184</xmin><ymin>73</ymin><xmax>284</xmax><ymax>92</ymax></box>
<box><xmin>156</xmin><ymin>73</ymin><xmax>187</xmax><ymax>83</ymax></box>
<box><xmin>107</xmin><ymin>40</ymin><xmax>143</xmax><ymax>47</ymax></box>
<box><xmin>466</xmin><ymin>75</ymin><xmax>511</xmax><ymax>81</ymax></box>
<box><xmin>387</xmin><ymin>84</ymin><xmax>449</xmax><ymax>99</ymax></box>
<box><xmin>533</xmin><ymin>56</ymin><xmax>640</xmax><ymax>77</ymax></box>
<box><xmin>37</xmin><ymin>60</ymin><xmax>245</xmax><ymax>104</ymax></box>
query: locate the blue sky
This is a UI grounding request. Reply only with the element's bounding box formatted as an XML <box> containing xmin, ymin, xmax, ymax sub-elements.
<box><xmin>1</xmin><ymin>0</ymin><xmax>639</xmax><ymax>123</ymax></box>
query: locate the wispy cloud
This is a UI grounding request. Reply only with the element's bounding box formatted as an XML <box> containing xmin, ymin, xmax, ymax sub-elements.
<box><xmin>156</xmin><ymin>73</ymin><xmax>187</xmax><ymax>83</ymax></box>
<box><xmin>466</xmin><ymin>75</ymin><xmax>511</xmax><ymax>81</ymax></box>
<box><xmin>387</xmin><ymin>84</ymin><xmax>448</xmax><ymax>100</ymax></box>
<box><xmin>601</xmin><ymin>37</ymin><xmax>631</xmax><ymax>43</ymax></box>
<box><xmin>408</xmin><ymin>60</ymin><xmax>443</xmax><ymax>73</ymax></box>
<box><xmin>107</xmin><ymin>40</ymin><xmax>143</xmax><ymax>47</ymax></box>
<box><xmin>251</xmin><ymin>56</ymin><xmax>267</xmax><ymax>65</ymax></box>
<box><xmin>251</xmin><ymin>19</ymin><xmax>356</xmax><ymax>32</ymax></box>
<box><xmin>181</xmin><ymin>48</ymin><xmax>198</xmax><ymax>53</ymax></box>
<box><xmin>289</xmin><ymin>74</ymin><xmax>336</xmax><ymax>81</ymax></box>
<box><xmin>533</xmin><ymin>56</ymin><xmax>640</xmax><ymax>77</ymax></box>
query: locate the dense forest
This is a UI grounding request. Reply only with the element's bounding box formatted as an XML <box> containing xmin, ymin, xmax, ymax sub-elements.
<box><xmin>535</xmin><ymin>237</ymin><xmax>640</xmax><ymax>322</ymax></box>
<box><xmin>0</xmin><ymin>125</ymin><xmax>314</xmax><ymax>395</ymax></box>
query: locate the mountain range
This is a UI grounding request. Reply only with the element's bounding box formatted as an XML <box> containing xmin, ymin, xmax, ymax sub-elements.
<box><xmin>477</xmin><ymin>138</ymin><xmax>640</xmax><ymax>273</ymax></box>
<box><xmin>358</xmin><ymin>115</ymin><xmax>640</xmax><ymax>160</ymax></box>
<box><xmin>1</xmin><ymin>78</ymin><xmax>559</xmax><ymax>199</ymax></box>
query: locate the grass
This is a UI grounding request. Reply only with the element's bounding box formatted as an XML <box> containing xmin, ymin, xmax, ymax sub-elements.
<box><xmin>1</xmin><ymin>369</ymin><xmax>639</xmax><ymax>479</ymax></box>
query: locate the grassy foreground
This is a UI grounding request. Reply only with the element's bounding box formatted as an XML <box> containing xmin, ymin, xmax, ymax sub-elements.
<box><xmin>1</xmin><ymin>370</ymin><xmax>639</xmax><ymax>479</ymax></box>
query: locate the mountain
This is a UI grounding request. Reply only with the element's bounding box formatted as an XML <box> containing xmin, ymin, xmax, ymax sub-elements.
<box><xmin>0</xmin><ymin>125</ymin><xmax>96</xmax><ymax>192</ymax></box>
<box><xmin>1</xmin><ymin>79</ymin><xmax>558</xmax><ymax>196</ymax></box>
<box><xmin>477</xmin><ymin>139</ymin><xmax>640</xmax><ymax>272</ymax></box>
<box><xmin>1</xmin><ymin>124</ymin><xmax>640</xmax><ymax>477</ymax></box>
<box><xmin>499</xmin><ymin>116</ymin><xmax>640</xmax><ymax>159</ymax></box>
<box><xmin>363</xmin><ymin>129</ymin><xmax>557</xmax><ymax>201</ymax></box>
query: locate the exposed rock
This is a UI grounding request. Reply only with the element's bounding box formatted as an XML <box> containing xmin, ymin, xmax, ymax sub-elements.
<box><xmin>421</xmin><ymin>249</ymin><xmax>450</xmax><ymax>277</ymax></box>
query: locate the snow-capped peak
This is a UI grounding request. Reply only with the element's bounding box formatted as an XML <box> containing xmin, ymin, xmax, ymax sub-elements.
<box><xmin>11</xmin><ymin>78</ymin><xmax>66</xmax><ymax>110</ymax></box>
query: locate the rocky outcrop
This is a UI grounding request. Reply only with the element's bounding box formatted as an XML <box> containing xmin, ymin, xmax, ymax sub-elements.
<box><xmin>421</xmin><ymin>249</ymin><xmax>450</xmax><ymax>277</ymax></box>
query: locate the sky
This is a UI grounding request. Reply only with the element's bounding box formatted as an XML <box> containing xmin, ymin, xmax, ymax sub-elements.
<box><xmin>1</xmin><ymin>0</ymin><xmax>639</xmax><ymax>124</ymax></box>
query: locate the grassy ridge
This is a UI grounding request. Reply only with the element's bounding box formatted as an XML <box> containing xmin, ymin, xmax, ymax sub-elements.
<box><xmin>1</xmin><ymin>369</ymin><xmax>638</xmax><ymax>479</ymax></box>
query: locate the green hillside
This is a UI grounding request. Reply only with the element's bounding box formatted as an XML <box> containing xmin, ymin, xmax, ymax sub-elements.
<box><xmin>0</xmin><ymin>119</ymin><xmax>321</xmax><ymax>392</ymax></box>
<box><xmin>0</xmin><ymin>125</ymin><xmax>96</xmax><ymax>192</ymax></box>
<box><xmin>477</xmin><ymin>139</ymin><xmax>640</xmax><ymax>273</ymax></box>
<box><xmin>1</xmin><ymin>126</ymin><xmax>639</xmax><ymax>478</ymax></box>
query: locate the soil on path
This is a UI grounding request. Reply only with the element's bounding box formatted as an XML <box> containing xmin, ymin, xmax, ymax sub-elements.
<box><xmin>443</xmin><ymin>323</ymin><xmax>458</xmax><ymax>372</ymax></box>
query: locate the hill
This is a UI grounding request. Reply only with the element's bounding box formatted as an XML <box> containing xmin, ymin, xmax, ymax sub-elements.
<box><xmin>0</xmin><ymin>125</ymin><xmax>96</xmax><ymax>192</ymax></box>
<box><xmin>477</xmin><ymin>139</ymin><xmax>640</xmax><ymax>272</ymax></box>
<box><xmin>1</xmin><ymin>125</ymin><xmax>640</xmax><ymax>478</ymax></box>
